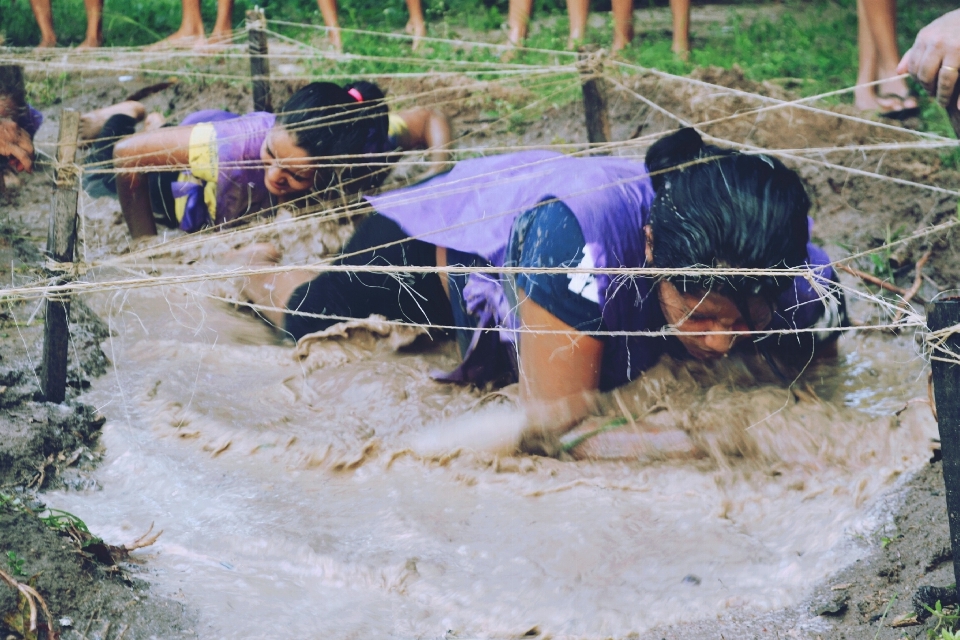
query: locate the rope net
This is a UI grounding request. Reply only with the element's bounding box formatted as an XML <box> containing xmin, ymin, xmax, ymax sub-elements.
<box><xmin>1</xmin><ymin>19</ymin><xmax>958</xmax><ymax>364</ymax></box>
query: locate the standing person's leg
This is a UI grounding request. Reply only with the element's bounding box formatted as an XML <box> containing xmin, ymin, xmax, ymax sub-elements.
<box><xmin>855</xmin><ymin>0</ymin><xmax>881</xmax><ymax>111</ymax></box>
<box><xmin>29</xmin><ymin>0</ymin><xmax>57</xmax><ymax>48</ymax></box>
<box><xmin>507</xmin><ymin>0</ymin><xmax>533</xmax><ymax>46</ymax></box>
<box><xmin>405</xmin><ymin>0</ymin><xmax>426</xmax><ymax>50</ymax></box>
<box><xmin>566</xmin><ymin>0</ymin><xmax>589</xmax><ymax>49</ymax></box>
<box><xmin>860</xmin><ymin>0</ymin><xmax>918</xmax><ymax>114</ymax></box>
<box><xmin>317</xmin><ymin>0</ymin><xmax>343</xmax><ymax>52</ymax></box>
<box><xmin>611</xmin><ymin>0</ymin><xmax>634</xmax><ymax>52</ymax></box>
<box><xmin>209</xmin><ymin>0</ymin><xmax>235</xmax><ymax>44</ymax></box>
<box><xmin>150</xmin><ymin>0</ymin><xmax>206</xmax><ymax>49</ymax></box>
<box><xmin>669</xmin><ymin>0</ymin><xmax>690</xmax><ymax>58</ymax></box>
<box><xmin>78</xmin><ymin>0</ymin><xmax>103</xmax><ymax>47</ymax></box>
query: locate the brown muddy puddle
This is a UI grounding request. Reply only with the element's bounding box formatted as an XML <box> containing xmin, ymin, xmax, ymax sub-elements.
<box><xmin>40</xmin><ymin>279</ymin><xmax>937</xmax><ymax>639</ymax></box>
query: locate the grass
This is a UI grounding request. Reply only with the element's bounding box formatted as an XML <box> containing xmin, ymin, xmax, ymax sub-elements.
<box><xmin>1</xmin><ymin>0</ymin><xmax>958</xmax><ymax>139</ymax></box>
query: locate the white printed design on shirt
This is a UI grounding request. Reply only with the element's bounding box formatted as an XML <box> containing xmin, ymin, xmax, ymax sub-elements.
<box><xmin>567</xmin><ymin>245</ymin><xmax>600</xmax><ymax>303</ymax></box>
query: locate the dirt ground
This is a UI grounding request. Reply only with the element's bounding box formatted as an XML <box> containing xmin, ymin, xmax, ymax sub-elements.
<box><xmin>1</xmin><ymin>58</ymin><xmax>959</xmax><ymax>638</ymax></box>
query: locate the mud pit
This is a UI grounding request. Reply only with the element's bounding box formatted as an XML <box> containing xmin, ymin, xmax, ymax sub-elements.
<box><xmin>4</xmin><ymin>62</ymin><xmax>959</xmax><ymax>638</ymax></box>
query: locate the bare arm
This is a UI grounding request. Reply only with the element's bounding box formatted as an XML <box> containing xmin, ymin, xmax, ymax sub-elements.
<box><xmin>113</xmin><ymin>125</ymin><xmax>193</xmax><ymax>237</ymax></box>
<box><xmin>516</xmin><ymin>290</ymin><xmax>604</xmax><ymax>451</ymax></box>
<box><xmin>395</xmin><ymin>107</ymin><xmax>452</xmax><ymax>174</ymax></box>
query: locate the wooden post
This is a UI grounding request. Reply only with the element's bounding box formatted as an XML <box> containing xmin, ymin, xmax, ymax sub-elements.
<box><xmin>40</xmin><ymin>109</ymin><xmax>81</xmax><ymax>404</ymax></box>
<box><xmin>0</xmin><ymin>64</ymin><xmax>27</xmax><ymax>196</ymax></box>
<box><xmin>246</xmin><ymin>8</ymin><xmax>273</xmax><ymax>113</ymax></box>
<box><xmin>928</xmin><ymin>298</ymin><xmax>960</xmax><ymax>592</ymax></box>
<box><xmin>577</xmin><ymin>48</ymin><xmax>611</xmax><ymax>153</ymax></box>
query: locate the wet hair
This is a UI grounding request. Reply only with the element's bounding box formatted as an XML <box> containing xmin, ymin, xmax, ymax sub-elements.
<box><xmin>645</xmin><ymin>127</ymin><xmax>810</xmax><ymax>303</ymax></box>
<box><xmin>277</xmin><ymin>81</ymin><xmax>386</xmax><ymax>161</ymax></box>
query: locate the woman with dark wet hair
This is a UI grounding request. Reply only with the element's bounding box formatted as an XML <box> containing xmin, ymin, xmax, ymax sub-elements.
<box><xmin>239</xmin><ymin>128</ymin><xmax>844</xmax><ymax>441</ymax></box>
<box><xmin>80</xmin><ymin>81</ymin><xmax>450</xmax><ymax>237</ymax></box>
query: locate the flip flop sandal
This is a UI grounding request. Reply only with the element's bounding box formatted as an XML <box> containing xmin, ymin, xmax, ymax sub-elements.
<box><xmin>876</xmin><ymin>92</ymin><xmax>921</xmax><ymax>120</ymax></box>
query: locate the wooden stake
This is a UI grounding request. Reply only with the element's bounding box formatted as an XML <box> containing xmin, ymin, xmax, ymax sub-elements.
<box><xmin>246</xmin><ymin>8</ymin><xmax>273</xmax><ymax>113</ymax></box>
<box><xmin>927</xmin><ymin>298</ymin><xmax>960</xmax><ymax>591</ymax></box>
<box><xmin>577</xmin><ymin>48</ymin><xmax>611</xmax><ymax>153</ymax></box>
<box><xmin>40</xmin><ymin>109</ymin><xmax>81</xmax><ymax>404</ymax></box>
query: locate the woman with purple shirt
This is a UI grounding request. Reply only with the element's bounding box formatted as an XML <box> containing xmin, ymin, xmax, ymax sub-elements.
<box><xmin>79</xmin><ymin>81</ymin><xmax>451</xmax><ymax>237</ymax></box>
<box><xmin>237</xmin><ymin>128</ymin><xmax>845</xmax><ymax>453</ymax></box>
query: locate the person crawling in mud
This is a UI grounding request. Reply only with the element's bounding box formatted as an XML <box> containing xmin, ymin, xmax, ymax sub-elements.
<box><xmin>79</xmin><ymin>81</ymin><xmax>451</xmax><ymax>237</ymax></box>
<box><xmin>237</xmin><ymin>128</ymin><xmax>846</xmax><ymax>451</ymax></box>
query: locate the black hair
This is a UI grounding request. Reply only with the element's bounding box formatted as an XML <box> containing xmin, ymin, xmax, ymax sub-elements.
<box><xmin>277</xmin><ymin>81</ymin><xmax>386</xmax><ymax>161</ymax></box>
<box><xmin>645</xmin><ymin>127</ymin><xmax>810</xmax><ymax>303</ymax></box>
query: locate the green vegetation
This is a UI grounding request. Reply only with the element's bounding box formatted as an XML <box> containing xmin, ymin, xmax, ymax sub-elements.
<box><xmin>5</xmin><ymin>550</ymin><xmax>26</xmax><ymax>577</ymax></box>
<box><xmin>1</xmin><ymin>0</ymin><xmax>958</xmax><ymax>138</ymax></box>
<box><xmin>926</xmin><ymin>600</ymin><xmax>960</xmax><ymax>639</ymax></box>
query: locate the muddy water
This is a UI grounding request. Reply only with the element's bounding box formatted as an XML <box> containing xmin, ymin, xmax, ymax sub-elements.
<box><xmin>46</xmin><ymin>283</ymin><xmax>936</xmax><ymax>638</ymax></box>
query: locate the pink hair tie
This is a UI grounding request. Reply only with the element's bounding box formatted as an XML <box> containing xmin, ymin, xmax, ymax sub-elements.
<box><xmin>347</xmin><ymin>87</ymin><xmax>363</xmax><ymax>102</ymax></box>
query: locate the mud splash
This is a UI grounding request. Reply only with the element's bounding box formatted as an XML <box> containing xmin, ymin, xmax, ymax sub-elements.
<box><xmin>41</xmin><ymin>283</ymin><xmax>936</xmax><ymax>638</ymax></box>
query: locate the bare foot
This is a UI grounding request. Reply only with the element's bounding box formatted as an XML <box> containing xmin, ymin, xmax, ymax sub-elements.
<box><xmin>611</xmin><ymin>25</ymin><xmax>633</xmax><ymax>53</ymax></box>
<box><xmin>143</xmin><ymin>112</ymin><xmax>166</xmax><ymax>131</ymax></box>
<box><xmin>76</xmin><ymin>35</ymin><xmax>103</xmax><ymax>48</ymax></box>
<box><xmin>79</xmin><ymin>101</ymin><xmax>146</xmax><ymax>141</ymax></box>
<box><xmin>206</xmin><ymin>28</ymin><xmax>234</xmax><ymax>45</ymax></box>
<box><xmin>328</xmin><ymin>27</ymin><xmax>343</xmax><ymax>53</ymax></box>
<box><xmin>147</xmin><ymin>28</ymin><xmax>206</xmax><ymax>51</ymax></box>
<box><xmin>876</xmin><ymin>73</ymin><xmax>918</xmax><ymax>113</ymax></box>
<box><xmin>34</xmin><ymin>38</ymin><xmax>57</xmax><ymax>50</ymax></box>
<box><xmin>405</xmin><ymin>20</ymin><xmax>425</xmax><ymax>51</ymax></box>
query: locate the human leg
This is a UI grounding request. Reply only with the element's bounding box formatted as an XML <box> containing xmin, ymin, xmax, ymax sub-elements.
<box><xmin>209</xmin><ymin>0</ymin><xmax>235</xmax><ymax>44</ymax></box>
<box><xmin>317</xmin><ymin>0</ymin><xmax>343</xmax><ymax>52</ymax></box>
<box><xmin>855</xmin><ymin>0</ymin><xmax>881</xmax><ymax>111</ymax></box>
<box><xmin>860</xmin><ymin>0</ymin><xmax>918</xmax><ymax>114</ymax></box>
<box><xmin>78</xmin><ymin>0</ymin><xmax>103</xmax><ymax>48</ymax></box>
<box><xmin>150</xmin><ymin>0</ymin><xmax>206</xmax><ymax>49</ymax></box>
<box><xmin>669</xmin><ymin>0</ymin><xmax>690</xmax><ymax>58</ymax></box>
<box><xmin>283</xmin><ymin>213</ymin><xmax>452</xmax><ymax>341</ymax></box>
<box><xmin>507</xmin><ymin>0</ymin><xmax>533</xmax><ymax>46</ymax></box>
<box><xmin>29</xmin><ymin>0</ymin><xmax>57</xmax><ymax>48</ymax></box>
<box><xmin>566</xmin><ymin>0</ymin><xmax>588</xmax><ymax>49</ymax></box>
<box><xmin>611</xmin><ymin>0</ymin><xmax>634</xmax><ymax>52</ymax></box>
<box><xmin>405</xmin><ymin>0</ymin><xmax>426</xmax><ymax>50</ymax></box>
<box><xmin>79</xmin><ymin>101</ymin><xmax>145</xmax><ymax>141</ymax></box>
<box><xmin>82</xmin><ymin>112</ymin><xmax>141</xmax><ymax>198</ymax></box>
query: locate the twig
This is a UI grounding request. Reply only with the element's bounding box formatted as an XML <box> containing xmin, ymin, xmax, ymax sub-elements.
<box><xmin>124</xmin><ymin>522</ymin><xmax>162</xmax><ymax>551</ymax></box>
<box><xmin>894</xmin><ymin>249</ymin><xmax>933</xmax><ymax>323</ymax></box>
<box><xmin>838</xmin><ymin>264</ymin><xmax>907</xmax><ymax>296</ymax></box>
<box><xmin>0</xmin><ymin>567</ymin><xmax>55</xmax><ymax>640</ymax></box>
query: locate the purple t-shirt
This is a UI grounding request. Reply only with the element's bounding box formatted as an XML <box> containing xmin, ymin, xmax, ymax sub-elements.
<box><xmin>170</xmin><ymin>110</ymin><xmax>275</xmax><ymax>232</ymax></box>
<box><xmin>19</xmin><ymin>106</ymin><xmax>43</xmax><ymax>138</ymax></box>
<box><xmin>368</xmin><ymin>151</ymin><xmax>836</xmax><ymax>389</ymax></box>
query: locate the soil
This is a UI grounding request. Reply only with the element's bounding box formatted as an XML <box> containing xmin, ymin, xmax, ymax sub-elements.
<box><xmin>0</xmin><ymin>206</ymin><xmax>197</xmax><ymax>636</ymax></box>
<box><xmin>2</xmin><ymin>50</ymin><xmax>960</xmax><ymax>637</ymax></box>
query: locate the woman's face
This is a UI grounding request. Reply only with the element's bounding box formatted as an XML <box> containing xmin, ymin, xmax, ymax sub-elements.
<box><xmin>260</xmin><ymin>127</ymin><xmax>319</xmax><ymax>196</ymax></box>
<box><xmin>657</xmin><ymin>280</ymin><xmax>773</xmax><ymax>360</ymax></box>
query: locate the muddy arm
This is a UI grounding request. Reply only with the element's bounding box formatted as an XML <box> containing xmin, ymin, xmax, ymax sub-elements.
<box><xmin>516</xmin><ymin>291</ymin><xmax>604</xmax><ymax>453</ymax></box>
<box><xmin>113</xmin><ymin>125</ymin><xmax>193</xmax><ymax>237</ymax></box>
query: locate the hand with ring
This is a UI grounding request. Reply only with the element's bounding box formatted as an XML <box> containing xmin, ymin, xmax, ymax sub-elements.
<box><xmin>897</xmin><ymin>8</ymin><xmax>960</xmax><ymax>112</ymax></box>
